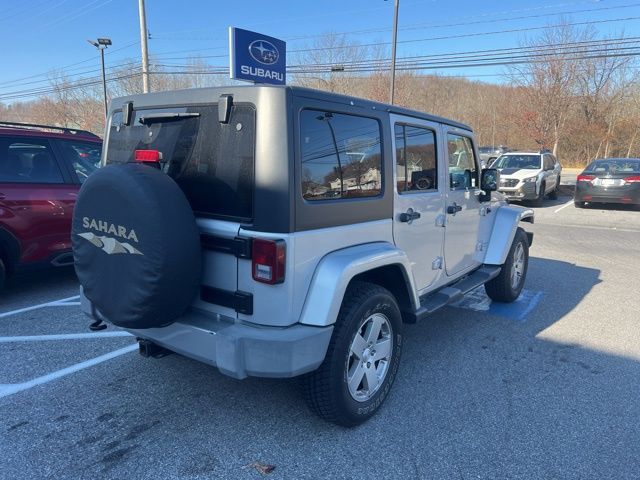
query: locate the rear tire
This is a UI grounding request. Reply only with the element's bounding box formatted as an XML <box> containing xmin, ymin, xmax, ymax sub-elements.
<box><xmin>303</xmin><ymin>281</ymin><xmax>403</xmax><ymax>427</ymax></box>
<box><xmin>485</xmin><ymin>227</ymin><xmax>529</xmax><ymax>303</ymax></box>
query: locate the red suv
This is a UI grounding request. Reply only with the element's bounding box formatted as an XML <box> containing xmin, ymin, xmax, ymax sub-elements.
<box><xmin>0</xmin><ymin>121</ymin><xmax>102</xmax><ymax>290</ymax></box>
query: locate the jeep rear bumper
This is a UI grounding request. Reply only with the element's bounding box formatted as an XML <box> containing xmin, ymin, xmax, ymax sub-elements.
<box><xmin>80</xmin><ymin>289</ymin><xmax>333</xmax><ymax>380</ymax></box>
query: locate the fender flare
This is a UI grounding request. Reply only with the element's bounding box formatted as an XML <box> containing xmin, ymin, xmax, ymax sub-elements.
<box><xmin>484</xmin><ymin>205</ymin><xmax>534</xmax><ymax>265</ymax></box>
<box><xmin>299</xmin><ymin>242</ymin><xmax>418</xmax><ymax>327</ymax></box>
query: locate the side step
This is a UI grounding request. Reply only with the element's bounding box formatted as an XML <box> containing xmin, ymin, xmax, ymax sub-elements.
<box><xmin>403</xmin><ymin>266</ymin><xmax>501</xmax><ymax>323</ymax></box>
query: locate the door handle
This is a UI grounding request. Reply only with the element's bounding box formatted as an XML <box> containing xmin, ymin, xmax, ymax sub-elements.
<box><xmin>399</xmin><ymin>208</ymin><xmax>421</xmax><ymax>223</ymax></box>
<box><xmin>447</xmin><ymin>203</ymin><xmax>463</xmax><ymax>215</ymax></box>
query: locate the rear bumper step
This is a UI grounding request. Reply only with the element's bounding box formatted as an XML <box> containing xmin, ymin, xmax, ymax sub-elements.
<box><xmin>80</xmin><ymin>288</ymin><xmax>332</xmax><ymax>380</ymax></box>
<box><xmin>403</xmin><ymin>265</ymin><xmax>501</xmax><ymax>323</ymax></box>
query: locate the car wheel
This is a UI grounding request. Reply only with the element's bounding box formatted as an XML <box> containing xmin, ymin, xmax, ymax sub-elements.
<box><xmin>533</xmin><ymin>182</ymin><xmax>545</xmax><ymax>206</ymax></box>
<box><xmin>303</xmin><ymin>281</ymin><xmax>403</xmax><ymax>427</ymax></box>
<box><xmin>0</xmin><ymin>258</ymin><xmax>5</xmax><ymax>293</ymax></box>
<box><xmin>574</xmin><ymin>201</ymin><xmax>586</xmax><ymax>209</ymax></box>
<box><xmin>548</xmin><ymin>177</ymin><xmax>560</xmax><ymax>200</ymax></box>
<box><xmin>485</xmin><ymin>227</ymin><xmax>529</xmax><ymax>303</ymax></box>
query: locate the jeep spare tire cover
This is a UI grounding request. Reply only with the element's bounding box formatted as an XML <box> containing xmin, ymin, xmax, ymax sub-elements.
<box><xmin>72</xmin><ymin>163</ymin><xmax>201</xmax><ymax>329</ymax></box>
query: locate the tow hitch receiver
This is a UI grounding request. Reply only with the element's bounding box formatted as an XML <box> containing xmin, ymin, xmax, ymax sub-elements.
<box><xmin>137</xmin><ymin>338</ymin><xmax>173</xmax><ymax>358</ymax></box>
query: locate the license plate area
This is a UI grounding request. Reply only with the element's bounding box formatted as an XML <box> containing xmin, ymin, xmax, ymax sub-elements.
<box><xmin>595</xmin><ymin>178</ymin><xmax>623</xmax><ymax>187</ymax></box>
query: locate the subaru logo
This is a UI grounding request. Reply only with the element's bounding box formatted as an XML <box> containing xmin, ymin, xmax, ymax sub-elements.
<box><xmin>248</xmin><ymin>39</ymin><xmax>279</xmax><ymax>65</ymax></box>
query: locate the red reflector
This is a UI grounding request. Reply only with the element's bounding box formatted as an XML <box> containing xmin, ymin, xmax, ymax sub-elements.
<box><xmin>252</xmin><ymin>238</ymin><xmax>286</xmax><ymax>285</ymax></box>
<box><xmin>624</xmin><ymin>175</ymin><xmax>640</xmax><ymax>184</ymax></box>
<box><xmin>577</xmin><ymin>174</ymin><xmax>595</xmax><ymax>183</ymax></box>
<box><xmin>583</xmin><ymin>195</ymin><xmax>592</xmax><ymax>200</ymax></box>
<box><xmin>135</xmin><ymin>149</ymin><xmax>161</xmax><ymax>162</ymax></box>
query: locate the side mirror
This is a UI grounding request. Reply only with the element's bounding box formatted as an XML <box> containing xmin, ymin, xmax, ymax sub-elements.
<box><xmin>481</xmin><ymin>168</ymin><xmax>499</xmax><ymax>192</ymax></box>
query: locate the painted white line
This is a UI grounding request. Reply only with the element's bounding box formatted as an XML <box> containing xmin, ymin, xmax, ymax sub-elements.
<box><xmin>0</xmin><ymin>295</ymin><xmax>80</xmax><ymax>319</ymax></box>
<box><xmin>0</xmin><ymin>343</ymin><xmax>138</xmax><ymax>399</ymax></box>
<box><xmin>554</xmin><ymin>200</ymin><xmax>574</xmax><ymax>213</ymax></box>
<box><xmin>49</xmin><ymin>302</ymin><xmax>81</xmax><ymax>307</ymax></box>
<box><xmin>0</xmin><ymin>331</ymin><xmax>132</xmax><ymax>343</ymax></box>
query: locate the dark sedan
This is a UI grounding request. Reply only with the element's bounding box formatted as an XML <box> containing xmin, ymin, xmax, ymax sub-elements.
<box><xmin>575</xmin><ymin>158</ymin><xmax>640</xmax><ymax>208</ymax></box>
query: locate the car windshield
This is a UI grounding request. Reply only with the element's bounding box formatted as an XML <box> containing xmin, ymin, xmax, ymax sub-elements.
<box><xmin>479</xmin><ymin>147</ymin><xmax>494</xmax><ymax>153</ymax></box>
<box><xmin>492</xmin><ymin>154</ymin><xmax>540</xmax><ymax>170</ymax></box>
<box><xmin>584</xmin><ymin>159</ymin><xmax>640</xmax><ymax>174</ymax></box>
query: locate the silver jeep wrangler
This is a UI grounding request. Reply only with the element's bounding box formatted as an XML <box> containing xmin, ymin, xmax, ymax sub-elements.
<box><xmin>73</xmin><ymin>86</ymin><xmax>533</xmax><ymax>426</ymax></box>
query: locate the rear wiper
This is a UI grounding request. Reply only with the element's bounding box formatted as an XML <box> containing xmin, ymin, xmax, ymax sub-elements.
<box><xmin>138</xmin><ymin>112</ymin><xmax>200</xmax><ymax>125</ymax></box>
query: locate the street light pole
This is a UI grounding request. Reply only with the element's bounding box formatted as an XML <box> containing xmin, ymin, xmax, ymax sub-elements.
<box><xmin>88</xmin><ymin>38</ymin><xmax>112</xmax><ymax>119</ymax></box>
<box><xmin>138</xmin><ymin>0</ymin><xmax>150</xmax><ymax>93</ymax></box>
<box><xmin>389</xmin><ymin>0</ymin><xmax>399</xmax><ymax>105</ymax></box>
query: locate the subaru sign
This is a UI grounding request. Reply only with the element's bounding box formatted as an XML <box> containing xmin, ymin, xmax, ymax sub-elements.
<box><xmin>229</xmin><ymin>27</ymin><xmax>286</xmax><ymax>85</ymax></box>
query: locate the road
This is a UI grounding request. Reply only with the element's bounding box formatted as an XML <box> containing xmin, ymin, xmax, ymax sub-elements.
<box><xmin>1</xmin><ymin>194</ymin><xmax>639</xmax><ymax>479</ymax></box>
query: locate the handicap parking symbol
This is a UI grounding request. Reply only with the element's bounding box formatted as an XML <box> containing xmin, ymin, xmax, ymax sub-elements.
<box><xmin>452</xmin><ymin>287</ymin><xmax>543</xmax><ymax>322</ymax></box>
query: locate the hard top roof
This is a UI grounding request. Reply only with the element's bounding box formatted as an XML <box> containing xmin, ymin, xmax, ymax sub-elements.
<box><xmin>110</xmin><ymin>84</ymin><xmax>472</xmax><ymax>131</ymax></box>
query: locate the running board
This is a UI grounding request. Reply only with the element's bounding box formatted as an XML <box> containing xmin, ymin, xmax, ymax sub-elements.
<box><xmin>403</xmin><ymin>266</ymin><xmax>501</xmax><ymax>323</ymax></box>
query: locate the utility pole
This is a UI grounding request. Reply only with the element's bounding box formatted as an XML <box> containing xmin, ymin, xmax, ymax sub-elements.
<box><xmin>88</xmin><ymin>38</ymin><xmax>112</xmax><ymax>119</ymax></box>
<box><xmin>389</xmin><ymin>0</ymin><xmax>400</xmax><ymax>105</ymax></box>
<box><xmin>138</xmin><ymin>0</ymin><xmax>150</xmax><ymax>93</ymax></box>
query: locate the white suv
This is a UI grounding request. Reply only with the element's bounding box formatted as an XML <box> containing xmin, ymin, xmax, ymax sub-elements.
<box><xmin>73</xmin><ymin>86</ymin><xmax>534</xmax><ymax>426</ymax></box>
<box><xmin>491</xmin><ymin>151</ymin><xmax>562</xmax><ymax>205</ymax></box>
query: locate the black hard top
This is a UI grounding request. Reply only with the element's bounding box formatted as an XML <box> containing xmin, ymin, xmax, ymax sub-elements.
<box><xmin>111</xmin><ymin>84</ymin><xmax>472</xmax><ymax>132</ymax></box>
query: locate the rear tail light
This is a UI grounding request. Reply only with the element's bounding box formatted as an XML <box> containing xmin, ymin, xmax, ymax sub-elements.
<box><xmin>624</xmin><ymin>175</ymin><xmax>640</xmax><ymax>184</ymax></box>
<box><xmin>577</xmin><ymin>174</ymin><xmax>595</xmax><ymax>184</ymax></box>
<box><xmin>252</xmin><ymin>238</ymin><xmax>286</xmax><ymax>285</ymax></box>
<box><xmin>135</xmin><ymin>149</ymin><xmax>162</xmax><ymax>163</ymax></box>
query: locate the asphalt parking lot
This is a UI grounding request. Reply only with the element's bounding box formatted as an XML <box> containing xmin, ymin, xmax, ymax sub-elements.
<box><xmin>2</xmin><ymin>189</ymin><xmax>639</xmax><ymax>479</ymax></box>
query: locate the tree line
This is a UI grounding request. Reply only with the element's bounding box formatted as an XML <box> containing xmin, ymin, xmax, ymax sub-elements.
<box><xmin>1</xmin><ymin>22</ymin><xmax>638</xmax><ymax>166</ymax></box>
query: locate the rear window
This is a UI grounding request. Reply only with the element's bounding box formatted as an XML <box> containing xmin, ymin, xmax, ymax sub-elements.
<box><xmin>585</xmin><ymin>159</ymin><xmax>640</xmax><ymax>173</ymax></box>
<box><xmin>106</xmin><ymin>104</ymin><xmax>255</xmax><ymax>220</ymax></box>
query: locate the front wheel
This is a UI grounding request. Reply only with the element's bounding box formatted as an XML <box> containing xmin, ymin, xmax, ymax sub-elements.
<box><xmin>485</xmin><ymin>227</ymin><xmax>529</xmax><ymax>303</ymax></box>
<box><xmin>533</xmin><ymin>181</ymin><xmax>546</xmax><ymax>207</ymax></box>
<box><xmin>548</xmin><ymin>176</ymin><xmax>560</xmax><ymax>200</ymax></box>
<box><xmin>303</xmin><ymin>281</ymin><xmax>403</xmax><ymax>427</ymax></box>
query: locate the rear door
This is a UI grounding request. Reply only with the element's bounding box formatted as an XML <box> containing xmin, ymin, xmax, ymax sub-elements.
<box><xmin>443</xmin><ymin>130</ymin><xmax>482</xmax><ymax>276</ymax></box>
<box><xmin>0</xmin><ymin>136</ymin><xmax>76</xmax><ymax>265</ymax></box>
<box><xmin>391</xmin><ymin>115</ymin><xmax>445</xmax><ymax>292</ymax></box>
<box><xmin>104</xmin><ymin>104</ymin><xmax>256</xmax><ymax>318</ymax></box>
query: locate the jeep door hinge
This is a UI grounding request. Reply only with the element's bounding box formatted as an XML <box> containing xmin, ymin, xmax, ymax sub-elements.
<box><xmin>432</xmin><ymin>256</ymin><xmax>443</xmax><ymax>270</ymax></box>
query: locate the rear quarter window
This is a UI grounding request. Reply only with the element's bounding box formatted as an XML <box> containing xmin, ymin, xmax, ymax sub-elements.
<box><xmin>299</xmin><ymin>109</ymin><xmax>383</xmax><ymax>201</ymax></box>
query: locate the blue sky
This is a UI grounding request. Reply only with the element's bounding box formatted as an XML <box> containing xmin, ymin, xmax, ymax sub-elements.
<box><xmin>1</xmin><ymin>0</ymin><xmax>640</xmax><ymax>98</ymax></box>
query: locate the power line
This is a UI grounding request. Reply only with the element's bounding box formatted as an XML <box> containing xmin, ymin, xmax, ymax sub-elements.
<box><xmin>5</xmin><ymin>34</ymin><xmax>637</xmax><ymax>101</ymax></box>
<box><xmin>0</xmin><ymin>41</ymin><xmax>140</xmax><ymax>88</ymax></box>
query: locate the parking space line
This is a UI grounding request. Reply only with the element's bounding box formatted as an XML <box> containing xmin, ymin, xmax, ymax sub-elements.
<box><xmin>0</xmin><ymin>343</ymin><xmax>138</xmax><ymax>399</ymax></box>
<box><xmin>554</xmin><ymin>200</ymin><xmax>574</xmax><ymax>213</ymax></box>
<box><xmin>0</xmin><ymin>295</ymin><xmax>81</xmax><ymax>319</ymax></box>
<box><xmin>0</xmin><ymin>331</ymin><xmax>132</xmax><ymax>343</ymax></box>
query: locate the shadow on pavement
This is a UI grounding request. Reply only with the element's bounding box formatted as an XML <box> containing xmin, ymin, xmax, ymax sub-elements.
<box><xmin>1</xmin><ymin>267</ymin><xmax>78</xmax><ymax>307</ymax></box>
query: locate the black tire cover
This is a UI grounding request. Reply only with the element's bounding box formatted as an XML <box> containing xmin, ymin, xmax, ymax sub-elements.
<box><xmin>72</xmin><ymin>163</ymin><xmax>201</xmax><ymax>329</ymax></box>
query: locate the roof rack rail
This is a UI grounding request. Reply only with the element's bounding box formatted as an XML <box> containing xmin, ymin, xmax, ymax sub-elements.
<box><xmin>0</xmin><ymin>121</ymin><xmax>100</xmax><ymax>139</ymax></box>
